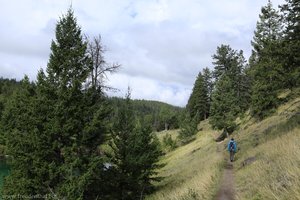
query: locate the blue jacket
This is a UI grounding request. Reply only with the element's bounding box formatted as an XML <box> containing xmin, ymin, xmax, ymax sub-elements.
<box><xmin>227</xmin><ymin>140</ymin><xmax>237</xmax><ymax>152</ymax></box>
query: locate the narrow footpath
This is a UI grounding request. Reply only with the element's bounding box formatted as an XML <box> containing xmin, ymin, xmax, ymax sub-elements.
<box><xmin>215</xmin><ymin>161</ymin><xmax>235</xmax><ymax>200</ymax></box>
<box><xmin>214</xmin><ymin>142</ymin><xmax>235</xmax><ymax>200</ymax></box>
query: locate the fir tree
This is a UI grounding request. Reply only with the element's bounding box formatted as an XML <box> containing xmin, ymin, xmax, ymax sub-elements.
<box><xmin>212</xmin><ymin>45</ymin><xmax>236</xmax><ymax>81</ymax></box>
<box><xmin>210</xmin><ymin>45</ymin><xmax>250</xmax><ymax>131</ymax></box>
<box><xmin>2</xmin><ymin>9</ymin><xmax>111</xmax><ymax>199</ymax></box>
<box><xmin>280</xmin><ymin>0</ymin><xmax>300</xmax><ymax>88</ymax></box>
<box><xmin>186</xmin><ymin>67</ymin><xmax>212</xmax><ymax>122</ymax></box>
<box><xmin>250</xmin><ymin>1</ymin><xmax>284</xmax><ymax>118</ymax></box>
<box><xmin>202</xmin><ymin>67</ymin><xmax>213</xmax><ymax>103</ymax></box>
<box><xmin>186</xmin><ymin>72</ymin><xmax>207</xmax><ymax>121</ymax></box>
<box><xmin>250</xmin><ymin>0</ymin><xmax>283</xmax><ymax>65</ymax></box>
<box><xmin>1</xmin><ymin>76</ymin><xmax>41</xmax><ymax>195</ymax></box>
<box><xmin>210</xmin><ymin>75</ymin><xmax>237</xmax><ymax>132</ymax></box>
<box><xmin>178</xmin><ymin>113</ymin><xmax>198</xmax><ymax>142</ymax></box>
<box><xmin>109</xmin><ymin>91</ymin><xmax>163</xmax><ymax>199</ymax></box>
<box><xmin>129</xmin><ymin>124</ymin><xmax>163</xmax><ymax>199</ymax></box>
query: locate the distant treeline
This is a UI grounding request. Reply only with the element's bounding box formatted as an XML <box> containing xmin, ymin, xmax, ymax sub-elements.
<box><xmin>0</xmin><ymin>78</ymin><xmax>183</xmax><ymax>134</ymax></box>
<box><xmin>109</xmin><ymin>97</ymin><xmax>184</xmax><ymax>132</ymax></box>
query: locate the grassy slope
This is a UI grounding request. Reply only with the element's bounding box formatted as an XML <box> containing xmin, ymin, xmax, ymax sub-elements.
<box><xmin>155</xmin><ymin>129</ymin><xmax>179</xmax><ymax>142</ymax></box>
<box><xmin>147</xmin><ymin>121</ymin><xmax>224</xmax><ymax>200</ymax></box>
<box><xmin>148</xmin><ymin>90</ymin><xmax>300</xmax><ymax>200</ymax></box>
<box><xmin>234</xmin><ymin>92</ymin><xmax>300</xmax><ymax>200</ymax></box>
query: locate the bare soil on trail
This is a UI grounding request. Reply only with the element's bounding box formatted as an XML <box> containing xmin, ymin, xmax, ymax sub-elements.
<box><xmin>215</xmin><ymin>161</ymin><xmax>235</xmax><ymax>200</ymax></box>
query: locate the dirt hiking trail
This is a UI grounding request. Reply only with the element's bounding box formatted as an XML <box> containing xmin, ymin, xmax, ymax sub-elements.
<box><xmin>215</xmin><ymin>161</ymin><xmax>235</xmax><ymax>200</ymax></box>
<box><xmin>215</xmin><ymin>142</ymin><xmax>235</xmax><ymax>200</ymax></box>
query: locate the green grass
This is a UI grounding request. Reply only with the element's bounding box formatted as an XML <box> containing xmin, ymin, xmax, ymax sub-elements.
<box><xmin>147</xmin><ymin>121</ymin><xmax>224</xmax><ymax>200</ymax></box>
<box><xmin>148</xmin><ymin>90</ymin><xmax>300</xmax><ymax>200</ymax></box>
<box><xmin>155</xmin><ymin>129</ymin><xmax>179</xmax><ymax>142</ymax></box>
<box><xmin>235</xmin><ymin>128</ymin><xmax>300</xmax><ymax>200</ymax></box>
<box><xmin>233</xmin><ymin>95</ymin><xmax>300</xmax><ymax>200</ymax></box>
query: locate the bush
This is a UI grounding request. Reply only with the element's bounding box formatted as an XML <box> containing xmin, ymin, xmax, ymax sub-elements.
<box><xmin>162</xmin><ymin>134</ymin><xmax>177</xmax><ymax>151</ymax></box>
<box><xmin>179</xmin><ymin>116</ymin><xmax>198</xmax><ymax>144</ymax></box>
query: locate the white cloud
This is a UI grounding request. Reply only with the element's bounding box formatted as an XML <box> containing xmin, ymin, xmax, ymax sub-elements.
<box><xmin>0</xmin><ymin>0</ymin><xmax>286</xmax><ymax>106</ymax></box>
<box><xmin>106</xmin><ymin>73</ymin><xmax>191</xmax><ymax>107</ymax></box>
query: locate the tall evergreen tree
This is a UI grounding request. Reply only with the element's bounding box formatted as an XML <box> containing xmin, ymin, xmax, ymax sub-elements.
<box><xmin>203</xmin><ymin>67</ymin><xmax>213</xmax><ymax>102</ymax></box>
<box><xmin>210</xmin><ymin>75</ymin><xmax>238</xmax><ymax>132</ymax></box>
<box><xmin>109</xmin><ymin>91</ymin><xmax>163</xmax><ymax>200</ymax></box>
<box><xmin>109</xmin><ymin>92</ymin><xmax>136</xmax><ymax>200</ymax></box>
<box><xmin>250</xmin><ymin>0</ymin><xmax>283</xmax><ymax>65</ymax></box>
<box><xmin>186</xmin><ymin>67</ymin><xmax>212</xmax><ymax>122</ymax></box>
<box><xmin>42</xmin><ymin>9</ymin><xmax>96</xmax><ymax>198</ymax></box>
<box><xmin>212</xmin><ymin>45</ymin><xmax>237</xmax><ymax>81</ymax></box>
<box><xmin>250</xmin><ymin>1</ymin><xmax>284</xmax><ymax>118</ymax></box>
<box><xmin>234</xmin><ymin>51</ymin><xmax>251</xmax><ymax>113</ymax></box>
<box><xmin>210</xmin><ymin>45</ymin><xmax>249</xmax><ymax>131</ymax></box>
<box><xmin>280</xmin><ymin>0</ymin><xmax>300</xmax><ymax>88</ymax></box>
<box><xmin>2</xmin><ymin>9</ymin><xmax>111</xmax><ymax>199</ymax></box>
<box><xmin>186</xmin><ymin>72</ymin><xmax>207</xmax><ymax>121</ymax></box>
<box><xmin>212</xmin><ymin>45</ymin><xmax>250</xmax><ymax>110</ymax></box>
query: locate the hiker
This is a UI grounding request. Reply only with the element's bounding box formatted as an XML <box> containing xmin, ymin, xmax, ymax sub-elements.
<box><xmin>227</xmin><ymin>138</ymin><xmax>237</xmax><ymax>162</ymax></box>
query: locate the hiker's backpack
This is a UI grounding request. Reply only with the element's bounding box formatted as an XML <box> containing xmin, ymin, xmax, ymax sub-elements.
<box><xmin>229</xmin><ymin>141</ymin><xmax>235</xmax><ymax>151</ymax></box>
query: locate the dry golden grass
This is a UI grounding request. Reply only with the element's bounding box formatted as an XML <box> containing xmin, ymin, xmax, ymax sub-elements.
<box><xmin>233</xmin><ymin>95</ymin><xmax>300</xmax><ymax>200</ymax></box>
<box><xmin>148</xmin><ymin>91</ymin><xmax>300</xmax><ymax>200</ymax></box>
<box><xmin>155</xmin><ymin>129</ymin><xmax>179</xmax><ymax>142</ymax></box>
<box><xmin>235</xmin><ymin>128</ymin><xmax>300</xmax><ymax>200</ymax></box>
<box><xmin>147</xmin><ymin>120</ymin><xmax>224</xmax><ymax>200</ymax></box>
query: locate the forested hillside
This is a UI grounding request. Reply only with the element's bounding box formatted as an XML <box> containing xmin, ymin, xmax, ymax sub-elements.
<box><xmin>110</xmin><ymin>97</ymin><xmax>183</xmax><ymax>131</ymax></box>
<box><xmin>186</xmin><ymin>0</ymin><xmax>300</xmax><ymax>137</ymax></box>
<box><xmin>147</xmin><ymin>88</ymin><xmax>300</xmax><ymax>200</ymax></box>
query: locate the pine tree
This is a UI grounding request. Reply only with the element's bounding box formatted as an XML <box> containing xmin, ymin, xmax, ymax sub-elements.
<box><xmin>1</xmin><ymin>76</ymin><xmax>41</xmax><ymax>195</ymax></box>
<box><xmin>250</xmin><ymin>0</ymin><xmax>283</xmax><ymax>65</ymax></box>
<box><xmin>109</xmin><ymin>92</ymin><xmax>136</xmax><ymax>200</ymax></box>
<box><xmin>44</xmin><ymin>9</ymin><xmax>110</xmax><ymax>199</ymax></box>
<box><xmin>129</xmin><ymin>124</ymin><xmax>163</xmax><ymax>199</ymax></box>
<box><xmin>42</xmin><ymin>9</ymin><xmax>93</xmax><ymax>198</ymax></box>
<box><xmin>233</xmin><ymin>51</ymin><xmax>251</xmax><ymax>113</ymax></box>
<box><xmin>186</xmin><ymin>67</ymin><xmax>212</xmax><ymax>122</ymax></box>
<box><xmin>280</xmin><ymin>0</ymin><xmax>300</xmax><ymax>88</ymax></box>
<box><xmin>209</xmin><ymin>45</ymin><xmax>250</xmax><ymax>131</ymax></box>
<box><xmin>212</xmin><ymin>45</ymin><xmax>241</xmax><ymax>75</ymax></box>
<box><xmin>178</xmin><ymin>113</ymin><xmax>198</xmax><ymax>142</ymax></box>
<box><xmin>2</xmin><ymin>9</ymin><xmax>111</xmax><ymax>199</ymax></box>
<box><xmin>250</xmin><ymin>1</ymin><xmax>284</xmax><ymax>118</ymax></box>
<box><xmin>186</xmin><ymin>72</ymin><xmax>206</xmax><ymax>121</ymax></box>
<box><xmin>210</xmin><ymin>75</ymin><xmax>237</xmax><ymax>132</ymax></box>
<box><xmin>109</xmin><ymin>91</ymin><xmax>163</xmax><ymax>199</ymax></box>
<box><xmin>203</xmin><ymin>67</ymin><xmax>213</xmax><ymax>103</ymax></box>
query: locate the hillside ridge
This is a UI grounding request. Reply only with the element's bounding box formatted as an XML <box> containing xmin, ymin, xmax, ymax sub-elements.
<box><xmin>148</xmin><ymin>90</ymin><xmax>300</xmax><ymax>200</ymax></box>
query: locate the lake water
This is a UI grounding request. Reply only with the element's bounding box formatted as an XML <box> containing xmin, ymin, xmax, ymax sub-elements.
<box><xmin>0</xmin><ymin>160</ymin><xmax>9</xmax><ymax>189</ymax></box>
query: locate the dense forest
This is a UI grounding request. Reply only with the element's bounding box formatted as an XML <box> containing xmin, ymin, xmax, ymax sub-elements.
<box><xmin>109</xmin><ymin>97</ymin><xmax>183</xmax><ymax>131</ymax></box>
<box><xmin>0</xmin><ymin>0</ymin><xmax>299</xmax><ymax>199</ymax></box>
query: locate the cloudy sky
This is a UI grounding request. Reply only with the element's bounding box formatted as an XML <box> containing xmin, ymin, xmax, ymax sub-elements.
<box><xmin>0</xmin><ymin>0</ymin><xmax>285</xmax><ymax>106</ymax></box>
